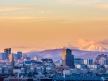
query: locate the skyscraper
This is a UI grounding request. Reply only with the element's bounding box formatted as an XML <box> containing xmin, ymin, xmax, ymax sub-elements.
<box><xmin>87</xmin><ymin>59</ymin><xmax>94</xmax><ymax>65</ymax></box>
<box><xmin>2</xmin><ymin>53</ymin><xmax>8</xmax><ymax>60</ymax></box>
<box><xmin>17</xmin><ymin>51</ymin><xmax>22</xmax><ymax>60</ymax></box>
<box><xmin>2</xmin><ymin>48</ymin><xmax>11</xmax><ymax>60</ymax></box>
<box><xmin>14</xmin><ymin>51</ymin><xmax>22</xmax><ymax>60</ymax></box>
<box><xmin>4</xmin><ymin>48</ymin><xmax>11</xmax><ymax>54</ymax></box>
<box><xmin>65</xmin><ymin>48</ymin><xmax>75</xmax><ymax>68</ymax></box>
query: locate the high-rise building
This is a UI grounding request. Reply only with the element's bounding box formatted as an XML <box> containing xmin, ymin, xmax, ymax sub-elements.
<box><xmin>17</xmin><ymin>51</ymin><xmax>22</xmax><ymax>59</ymax></box>
<box><xmin>14</xmin><ymin>51</ymin><xmax>22</xmax><ymax>60</ymax></box>
<box><xmin>87</xmin><ymin>59</ymin><xmax>94</xmax><ymax>65</ymax></box>
<box><xmin>65</xmin><ymin>48</ymin><xmax>75</xmax><ymax>68</ymax></box>
<box><xmin>84</xmin><ymin>59</ymin><xmax>88</xmax><ymax>65</ymax></box>
<box><xmin>2</xmin><ymin>48</ymin><xmax>11</xmax><ymax>60</ymax></box>
<box><xmin>83</xmin><ymin>59</ymin><xmax>94</xmax><ymax>65</ymax></box>
<box><xmin>4</xmin><ymin>48</ymin><xmax>11</xmax><ymax>54</ymax></box>
<box><xmin>2</xmin><ymin>53</ymin><xmax>8</xmax><ymax>60</ymax></box>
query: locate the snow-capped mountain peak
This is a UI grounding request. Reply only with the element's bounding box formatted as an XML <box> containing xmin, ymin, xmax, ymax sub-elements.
<box><xmin>77</xmin><ymin>39</ymin><xmax>108</xmax><ymax>52</ymax></box>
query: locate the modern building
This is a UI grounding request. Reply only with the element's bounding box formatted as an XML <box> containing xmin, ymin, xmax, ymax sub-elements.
<box><xmin>4</xmin><ymin>48</ymin><xmax>11</xmax><ymax>54</ymax></box>
<box><xmin>84</xmin><ymin>59</ymin><xmax>88</xmax><ymax>65</ymax></box>
<box><xmin>2</xmin><ymin>48</ymin><xmax>11</xmax><ymax>60</ymax></box>
<box><xmin>83</xmin><ymin>59</ymin><xmax>94</xmax><ymax>65</ymax></box>
<box><xmin>65</xmin><ymin>48</ymin><xmax>75</xmax><ymax>68</ymax></box>
<box><xmin>87</xmin><ymin>59</ymin><xmax>94</xmax><ymax>65</ymax></box>
<box><xmin>2</xmin><ymin>53</ymin><xmax>8</xmax><ymax>60</ymax></box>
<box><xmin>17</xmin><ymin>52</ymin><xmax>22</xmax><ymax>59</ymax></box>
<box><xmin>14</xmin><ymin>52</ymin><xmax>22</xmax><ymax>60</ymax></box>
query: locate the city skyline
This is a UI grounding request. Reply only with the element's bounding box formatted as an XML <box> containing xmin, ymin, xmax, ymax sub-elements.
<box><xmin>0</xmin><ymin>0</ymin><xmax>108</xmax><ymax>51</ymax></box>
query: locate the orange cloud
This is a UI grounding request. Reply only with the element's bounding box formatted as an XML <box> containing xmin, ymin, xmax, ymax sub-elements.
<box><xmin>55</xmin><ymin>0</ymin><xmax>98</xmax><ymax>5</ymax></box>
<box><xmin>96</xmin><ymin>3</ymin><xmax>108</xmax><ymax>9</ymax></box>
<box><xmin>0</xmin><ymin>7</ymin><xmax>22</xmax><ymax>12</ymax></box>
<box><xmin>0</xmin><ymin>5</ymin><xmax>31</xmax><ymax>13</ymax></box>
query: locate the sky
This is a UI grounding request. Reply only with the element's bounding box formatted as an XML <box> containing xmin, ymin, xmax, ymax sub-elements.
<box><xmin>0</xmin><ymin>0</ymin><xmax>108</xmax><ymax>52</ymax></box>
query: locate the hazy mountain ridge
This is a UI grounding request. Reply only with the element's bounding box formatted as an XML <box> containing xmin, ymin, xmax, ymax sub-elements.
<box><xmin>26</xmin><ymin>48</ymin><xmax>108</xmax><ymax>61</ymax></box>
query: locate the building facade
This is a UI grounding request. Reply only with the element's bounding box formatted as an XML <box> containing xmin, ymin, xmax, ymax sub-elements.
<box><xmin>65</xmin><ymin>48</ymin><xmax>75</xmax><ymax>68</ymax></box>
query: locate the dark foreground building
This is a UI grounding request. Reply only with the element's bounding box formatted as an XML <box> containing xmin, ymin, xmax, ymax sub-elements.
<box><xmin>65</xmin><ymin>48</ymin><xmax>75</xmax><ymax>68</ymax></box>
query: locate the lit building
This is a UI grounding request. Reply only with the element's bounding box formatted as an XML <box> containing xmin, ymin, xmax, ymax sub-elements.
<box><xmin>84</xmin><ymin>59</ymin><xmax>88</xmax><ymax>65</ymax></box>
<box><xmin>83</xmin><ymin>59</ymin><xmax>94</xmax><ymax>65</ymax></box>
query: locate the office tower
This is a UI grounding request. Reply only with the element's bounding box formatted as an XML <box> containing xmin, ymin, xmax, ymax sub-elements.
<box><xmin>17</xmin><ymin>51</ymin><xmax>22</xmax><ymax>59</ymax></box>
<box><xmin>65</xmin><ymin>48</ymin><xmax>75</xmax><ymax>68</ymax></box>
<box><xmin>2</xmin><ymin>48</ymin><xmax>11</xmax><ymax>60</ymax></box>
<box><xmin>84</xmin><ymin>59</ymin><xmax>94</xmax><ymax>65</ymax></box>
<box><xmin>4</xmin><ymin>48</ymin><xmax>11</xmax><ymax>54</ymax></box>
<box><xmin>11</xmin><ymin>53</ymin><xmax>14</xmax><ymax>66</ymax></box>
<box><xmin>2</xmin><ymin>53</ymin><xmax>8</xmax><ymax>60</ymax></box>
<box><xmin>87</xmin><ymin>59</ymin><xmax>94</xmax><ymax>65</ymax></box>
<box><xmin>14</xmin><ymin>51</ymin><xmax>22</xmax><ymax>60</ymax></box>
<box><xmin>84</xmin><ymin>59</ymin><xmax>88</xmax><ymax>65</ymax></box>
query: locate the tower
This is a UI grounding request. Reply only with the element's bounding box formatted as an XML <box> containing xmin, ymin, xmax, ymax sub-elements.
<box><xmin>4</xmin><ymin>48</ymin><xmax>11</xmax><ymax>54</ymax></box>
<box><xmin>2</xmin><ymin>48</ymin><xmax>11</xmax><ymax>60</ymax></box>
<box><xmin>65</xmin><ymin>48</ymin><xmax>75</xmax><ymax>68</ymax></box>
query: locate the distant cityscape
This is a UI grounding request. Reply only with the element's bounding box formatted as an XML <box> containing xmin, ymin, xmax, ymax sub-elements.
<box><xmin>0</xmin><ymin>48</ymin><xmax>108</xmax><ymax>81</ymax></box>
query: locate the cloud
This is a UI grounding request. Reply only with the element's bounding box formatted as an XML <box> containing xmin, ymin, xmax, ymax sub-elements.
<box><xmin>0</xmin><ymin>7</ymin><xmax>22</xmax><ymax>12</ymax></box>
<box><xmin>0</xmin><ymin>4</ymin><xmax>32</xmax><ymax>13</ymax></box>
<box><xmin>77</xmin><ymin>39</ymin><xmax>108</xmax><ymax>46</ymax></box>
<box><xmin>0</xmin><ymin>4</ymin><xmax>52</xmax><ymax>19</ymax></box>
<box><xmin>96</xmin><ymin>3</ymin><xmax>108</xmax><ymax>9</ymax></box>
<box><xmin>55</xmin><ymin>0</ymin><xmax>108</xmax><ymax>10</ymax></box>
<box><xmin>55</xmin><ymin>0</ymin><xmax>98</xmax><ymax>5</ymax></box>
<box><xmin>12</xmin><ymin>46</ymin><xmax>30</xmax><ymax>49</ymax></box>
<box><xmin>77</xmin><ymin>39</ymin><xmax>97</xmax><ymax>48</ymax></box>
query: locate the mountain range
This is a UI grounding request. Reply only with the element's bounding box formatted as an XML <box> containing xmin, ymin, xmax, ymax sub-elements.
<box><xmin>0</xmin><ymin>41</ymin><xmax>108</xmax><ymax>62</ymax></box>
<box><xmin>26</xmin><ymin>48</ymin><xmax>108</xmax><ymax>62</ymax></box>
<box><xmin>25</xmin><ymin>42</ymin><xmax>108</xmax><ymax>61</ymax></box>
